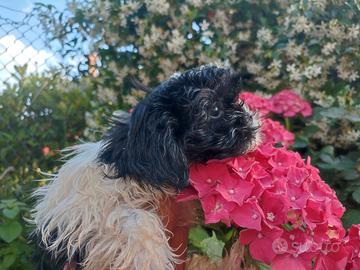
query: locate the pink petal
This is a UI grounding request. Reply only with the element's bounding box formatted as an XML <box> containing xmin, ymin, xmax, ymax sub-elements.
<box><xmin>231</xmin><ymin>199</ymin><xmax>263</xmax><ymax>230</ymax></box>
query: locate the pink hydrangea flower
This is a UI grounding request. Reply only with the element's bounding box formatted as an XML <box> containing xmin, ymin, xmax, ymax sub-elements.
<box><xmin>177</xmin><ymin>141</ymin><xmax>355</xmax><ymax>268</ymax></box>
<box><xmin>231</xmin><ymin>197</ymin><xmax>264</xmax><ymax>230</ymax></box>
<box><xmin>261</xmin><ymin>118</ymin><xmax>295</xmax><ymax>146</ymax></box>
<box><xmin>215</xmin><ymin>175</ymin><xmax>254</xmax><ymax>206</ymax></box>
<box><xmin>200</xmin><ymin>194</ymin><xmax>236</xmax><ymax>226</ymax></box>
<box><xmin>260</xmin><ymin>190</ymin><xmax>290</xmax><ymax>226</ymax></box>
<box><xmin>175</xmin><ymin>90</ymin><xmax>360</xmax><ymax>269</ymax></box>
<box><xmin>272</xmin><ymin>252</ymin><xmax>314</xmax><ymax>270</ymax></box>
<box><xmin>240</xmin><ymin>225</ymin><xmax>283</xmax><ymax>264</ymax></box>
<box><xmin>189</xmin><ymin>161</ymin><xmax>231</xmax><ymax>198</ymax></box>
<box><xmin>313</xmin><ymin>240</ymin><xmax>349</xmax><ymax>270</ymax></box>
<box><xmin>270</xmin><ymin>89</ymin><xmax>312</xmax><ymax>117</ymax></box>
<box><xmin>238</xmin><ymin>92</ymin><xmax>273</xmax><ymax>116</ymax></box>
<box><xmin>239</xmin><ymin>89</ymin><xmax>312</xmax><ymax>118</ymax></box>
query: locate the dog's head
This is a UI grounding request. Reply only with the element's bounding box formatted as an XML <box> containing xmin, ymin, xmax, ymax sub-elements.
<box><xmin>99</xmin><ymin>66</ymin><xmax>260</xmax><ymax>190</ymax></box>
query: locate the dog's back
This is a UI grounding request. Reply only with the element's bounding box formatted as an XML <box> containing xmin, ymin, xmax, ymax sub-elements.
<box><xmin>32</xmin><ymin>142</ymin><xmax>177</xmax><ymax>270</ymax></box>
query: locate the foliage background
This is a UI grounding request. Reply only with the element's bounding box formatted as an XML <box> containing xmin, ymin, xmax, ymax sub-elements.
<box><xmin>0</xmin><ymin>0</ymin><xmax>359</xmax><ymax>269</ymax></box>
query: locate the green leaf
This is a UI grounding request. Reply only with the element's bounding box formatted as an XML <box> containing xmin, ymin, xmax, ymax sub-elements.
<box><xmin>2</xmin><ymin>207</ymin><xmax>20</xmax><ymax>219</ymax></box>
<box><xmin>224</xmin><ymin>227</ymin><xmax>236</xmax><ymax>242</ymax></box>
<box><xmin>319</xmin><ymin>154</ymin><xmax>335</xmax><ymax>164</ymax></box>
<box><xmin>321</xmin><ymin>107</ymin><xmax>346</xmax><ymax>119</ymax></box>
<box><xmin>292</xmin><ymin>137</ymin><xmax>308</xmax><ymax>148</ymax></box>
<box><xmin>320</xmin><ymin>146</ymin><xmax>335</xmax><ymax>157</ymax></box>
<box><xmin>338</xmin><ymin>157</ymin><xmax>357</xmax><ymax>170</ymax></box>
<box><xmin>189</xmin><ymin>226</ymin><xmax>209</xmax><ymax>249</ymax></box>
<box><xmin>282</xmin><ymin>223</ymin><xmax>293</xmax><ymax>231</ymax></box>
<box><xmin>0</xmin><ymin>253</ymin><xmax>16</xmax><ymax>269</ymax></box>
<box><xmin>352</xmin><ymin>188</ymin><xmax>360</xmax><ymax>204</ymax></box>
<box><xmin>200</xmin><ymin>231</ymin><xmax>225</xmax><ymax>262</ymax></box>
<box><xmin>303</xmin><ymin>125</ymin><xmax>319</xmax><ymax>136</ymax></box>
<box><xmin>0</xmin><ymin>220</ymin><xmax>22</xmax><ymax>243</ymax></box>
<box><xmin>256</xmin><ymin>261</ymin><xmax>272</xmax><ymax>270</ymax></box>
<box><xmin>343</xmin><ymin>170</ymin><xmax>359</xmax><ymax>181</ymax></box>
<box><xmin>344</xmin><ymin>115</ymin><xmax>360</xmax><ymax>123</ymax></box>
<box><xmin>342</xmin><ymin>209</ymin><xmax>360</xmax><ymax>229</ymax></box>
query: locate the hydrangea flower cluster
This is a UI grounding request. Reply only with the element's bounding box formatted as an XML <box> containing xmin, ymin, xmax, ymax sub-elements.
<box><xmin>239</xmin><ymin>89</ymin><xmax>312</xmax><ymax>117</ymax></box>
<box><xmin>261</xmin><ymin>118</ymin><xmax>294</xmax><ymax>147</ymax></box>
<box><xmin>178</xmin><ymin>90</ymin><xmax>360</xmax><ymax>269</ymax></box>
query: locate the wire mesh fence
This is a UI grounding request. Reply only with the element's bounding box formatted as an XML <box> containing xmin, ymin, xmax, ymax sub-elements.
<box><xmin>0</xmin><ymin>5</ymin><xmax>85</xmax><ymax>90</ymax></box>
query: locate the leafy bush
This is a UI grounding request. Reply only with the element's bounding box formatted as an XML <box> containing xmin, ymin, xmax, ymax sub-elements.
<box><xmin>0</xmin><ymin>67</ymin><xmax>99</xmax><ymax>269</ymax></box>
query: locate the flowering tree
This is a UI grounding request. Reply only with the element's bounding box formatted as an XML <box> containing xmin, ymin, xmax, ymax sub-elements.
<box><xmin>33</xmin><ymin>1</ymin><xmax>359</xmax><ymax>202</ymax></box>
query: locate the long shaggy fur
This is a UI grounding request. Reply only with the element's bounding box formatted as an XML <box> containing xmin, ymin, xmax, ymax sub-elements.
<box><xmin>32</xmin><ymin>142</ymin><xmax>178</xmax><ymax>270</ymax></box>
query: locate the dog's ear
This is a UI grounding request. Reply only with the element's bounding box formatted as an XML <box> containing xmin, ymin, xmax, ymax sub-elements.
<box><xmin>126</xmin><ymin>102</ymin><xmax>188</xmax><ymax>190</ymax></box>
<box><xmin>100</xmin><ymin>102</ymin><xmax>189</xmax><ymax>190</ymax></box>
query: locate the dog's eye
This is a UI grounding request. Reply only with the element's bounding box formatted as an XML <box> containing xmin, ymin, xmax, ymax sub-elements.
<box><xmin>210</xmin><ymin>105</ymin><xmax>221</xmax><ymax>118</ymax></box>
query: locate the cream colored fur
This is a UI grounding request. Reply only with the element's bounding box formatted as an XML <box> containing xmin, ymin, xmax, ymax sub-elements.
<box><xmin>32</xmin><ymin>142</ymin><xmax>178</xmax><ymax>270</ymax></box>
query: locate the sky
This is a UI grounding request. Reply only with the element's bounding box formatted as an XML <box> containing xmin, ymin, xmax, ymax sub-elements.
<box><xmin>0</xmin><ymin>1</ymin><xmax>68</xmax><ymax>89</ymax></box>
<box><xmin>0</xmin><ymin>0</ymin><xmax>66</xmax><ymax>22</ymax></box>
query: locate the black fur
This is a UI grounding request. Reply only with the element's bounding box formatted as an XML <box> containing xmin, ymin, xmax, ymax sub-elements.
<box><xmin>98</xmin><ymin>66</ymin><xmax>258</xmax><ymax>190</ymax></box>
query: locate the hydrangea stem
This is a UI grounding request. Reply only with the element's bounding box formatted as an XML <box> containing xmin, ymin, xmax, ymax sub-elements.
<box><xmin>285</xmin><ymin>117</ymin><xmax>291</xmax><ymax>131</ymax></box>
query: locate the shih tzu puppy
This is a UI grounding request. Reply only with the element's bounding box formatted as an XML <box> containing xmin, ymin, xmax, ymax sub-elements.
<box><xmin>32</xmin><ymin>66</ymin><xmax>260</xmax><ymax>270</ymax></box>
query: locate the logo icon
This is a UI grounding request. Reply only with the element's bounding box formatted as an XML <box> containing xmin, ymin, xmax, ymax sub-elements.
<box><xmin>272</xmin><ymin>238</ymin><xmax>288</xmax><ymax>254</ymax></box>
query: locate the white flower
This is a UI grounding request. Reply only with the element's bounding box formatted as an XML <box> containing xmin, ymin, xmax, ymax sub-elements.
<box><xmin>97</xmin><ymin>88</ymin><xmax>117</xmax><ymax>104</ymax></box>
<box><xmin>338</xmin><ymin>130</ymin><xmax>360</xmax><ymax>146</ymax></box>
<box><xmin>348</xmin><ymin>71</ymin><xmax>359</xmax><ymax>82</ymax></box>
<box><xmin>238</xmin><ymin>30</ymin><xmax>251</xmax><ymax>41</ymax></box>
<box><xmin>268</xmin><ymin>59</ymin><xmax>282</xmax><ymax>70</ymax></box>
<box><xmin>336</xmin><ymin>57</ymin><xmax>358</xmax><ymax>82</ymax></box>
<box><xmin>143</xmin><ymin>26</ymin><xmax>166</xmax><ymax>49</ymax></box>
<box><xmin>316</xmin><ymin>21</ymin><xmax>328</xmax><ymax>38</ymax></box>
<box><xmin>255</xmin><ymin>76</ymin><xmax>267</xmax><ymax>86</ymax></box>
<box><xmin>167</xmin><ymin>30</ymin><xmax>186</xmax><ymax>54</ymax></box>
<box><xmin>200</xmin><ymin>20</ymin><xmax>210</xmax><ymax>31</ymax></box>
<box><xmin>329</xmin><ymin>19</ymin><xmax>346</xmax><ymax>40</ymax></box>
<box><xmin>310</xmin><ymin>0</ymin><xmax>327</xmax><ymax>11</ymax></box>
<box><xmin>186</xmin><ymin>0</ymin><xmax>203</xmax><ymax>7</ymax></box>
<box><xmin>286</xmin><ymin>40</ymin><xmax>303</xmax><ymax>57</ymax></box>
<box><xmin>337</xmin><ymin>68</ymin><xmax>350</xmax><ymax>81</ymax></box>
<box><xmin>225</xmin><ymin>40</ymin><xmax>237</xmax><ymax>54</ymax></box>
<box><xmin>322</xmin><ymin>42</ymin><xmax>336</xmax><ymax>55</ymax></box>
<box><xmin>348</xmin><ymin>24</ymin><xmax>360</xmax><ymax>40</ymax></box>
<box><xmin>246</xmin><ymin>62</ymin><xmax>263</xmax><ymax>74</ymax></box>
<box><xmin>123</xmin><ymin>95</ymin><xmax>138</xmax><ymax>106</ymax></box>
<box><xmin>120</xmin><ymin>0</ymin><xmax>141</xmax><ymax>16</ymax></box>
<box><xmin>213</xmin><ymin>10</ymin><xmax>231</xmax><ymax>35</ymax></box>
<box><xmin>309</xmin><ymin>91</ymin><xmax>335</xmax><ymax>108</ymax></box>
<box><xmin>160</xmin><ymin>58</ymin><xmax>177</xmax><ymax>77</ymax></box>
<box><xmin>287</xmin><ymin>64</ymin><xmax>302</xmax><ymax>81</ymax></box>
<box><xmin>283</xmin><ymin>16</ymin><xmax>292</xmax><ymax>29</ymax></box>
<box><xmin>180</xmin><ymin>4</ymin><xmax>190</xmax><ymax>15</ymax></box>
<box><xmin>257</xmin><ymin>27</ymin><xmax>274</xmax><ymax>45</ymax></box>
<box><xmin>145</xmin><ymin>0</ymin><xmax>169</xmax><ymax>15</ymax></box>
<box><xmin>303</xmin><ymin>64</ymin><xmax>322</xmax><ymax>79</ymax></box>
<box><xmin>202</xmin><ymin>30</ymin><xmax>214</xmax><ymax>39</ymax></box>
<box><xmin>294</xmin><ymin>16</ymin><xmax>313</xmax><ymax>34</ymax></box>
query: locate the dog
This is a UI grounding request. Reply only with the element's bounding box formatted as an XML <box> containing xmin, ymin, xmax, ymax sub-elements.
<box><xmin>31</xmin><ymin>66</ymin><xmax>260</xmax><ymax>270</ymax></box>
